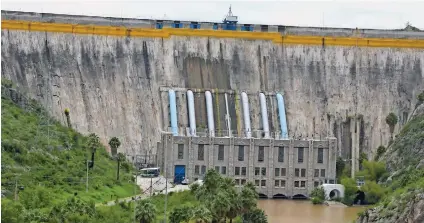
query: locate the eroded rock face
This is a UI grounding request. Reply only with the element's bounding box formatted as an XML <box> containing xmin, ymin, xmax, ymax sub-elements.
<box><xmin>2</xmin><ymin>30</ymin><xmax>423</xmax><ymax>157</ymax></box>
<box><xmin>357</xmin><ymin>191</ymin><xmax>424</xmax><ymax>223</ymax></box>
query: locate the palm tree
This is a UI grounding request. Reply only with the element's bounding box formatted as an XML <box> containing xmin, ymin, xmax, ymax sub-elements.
<box><xmin>116</xmin><ymin>153</ymin><xmax>126</xmax><ymax>181</ymax></box>
<box><xmin>64</xmin><ymin>108</ymin><xmax>72</xmax><ymax>128</ymax></box>
<box><xmin>385</xmin><ymin>113</ymin><xmax>398</xmax><ymax>139</ymax></box>
<box><xmin>135</xmin><ymin>199</ymin><xmax>156</xmax><ymax>223</ymax></box>
<box><xmin>242</xmin><ymin>208</ymin><xmax>268</xmax><ymax>223</ymax></box>
<box><xmin>191</xmin><ymin>206</ymin><xmax>212</xmax><ymax>223</ymax></box>
<box><xmin>108</xmin><ymin>137</ymin><xmax>121</xmax><ymax>157</ymax></box>
<box><xmin>169</xmin><ymin>206</ymin><xmax>193</xmax><ymax>223</ymax></box>
<box><xmin>87</xmin><ymin>133</ymin><xmax>100</xmax><ymax>168</ymax></box>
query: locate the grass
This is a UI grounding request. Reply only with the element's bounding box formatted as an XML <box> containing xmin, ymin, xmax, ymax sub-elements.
<box><xmin>1</xmin><ymin>82</ymin><xmax>140</xmax><ymax>216</ymax></box>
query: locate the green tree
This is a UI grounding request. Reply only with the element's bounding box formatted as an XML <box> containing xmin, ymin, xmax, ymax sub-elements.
<box><xmin>359</xmin><ymin>152</ymin><xmax>368</xmax><ymax>170</ymax></box>
<box><xmin>116</xmin><ymin>153</ymin><xmax>126</xmax><ymax>181</ymax></box>
<box><xmin>49</xmin><ymin>197</ymin><xmax>96</xmax><ymax>222</ymax></box>
<box><xmin>385</xmin><ymin>113</ymin><xmax>398</xmax><ymax>139</ymax></box>
<box><xmin>310</xmin><ymin>186</ymin><xmax>326</xmax><ymax>204</ymax></box>
<box><xmin>108</xmin><ymin>137</ymin><xmax>121</xmax><ymax>157</ymax></box>
<box><xmin>336</xmin><ymin>157</ymin><xmax>346</xmax><ymax>179</ymax></box>
<box><xmin>1</xmin><ymin>199</ymin><xmax>25</xmax><ymax>223</ymax></box>
<box><xmin>191</xmin><ymin>205</ymin><xmax>212</xmax><ymax>223</ymax></box>
<box><xmin>135</xmin><ymin>199</ymin><xmax>156</xmax><ymax>223</ymax></box>
<box><xmin>374</xmin><ymin>146</ymin><xmax>386</xmax><ymax>161</ymax></box>
<box><xmin>357</xmin><ymin>160</ymin><xmax>387</xmax><ymax>182</ymax></box>
<box><xmin>242</xmin><ymin>208</ymin><xmax>268</xmax><ymax>223</ymax></box>
<box><xmin>64</xmin><ymin>108</ymin><xmax>72</xmax><ymax>128</ymax></box>
<box><xmin>87</xmin><ymin>133</ymin><xmax>100</xmax><ymax>168</ymax></box>
<box><xmin>169</xmin><ymin>205</ymin><xmax>193</xmax><ymax>223</ymax></box>
<box><xmin>341</xmin><ymin>177</ymin><xmax>358</xmax><ymax>205</ymax></box>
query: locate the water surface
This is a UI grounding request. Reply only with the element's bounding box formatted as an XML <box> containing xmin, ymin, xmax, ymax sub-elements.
<box><xmin>258</xmin><ymin>199</ymin><xmax>365</xmax><ymax>223</ymax></box>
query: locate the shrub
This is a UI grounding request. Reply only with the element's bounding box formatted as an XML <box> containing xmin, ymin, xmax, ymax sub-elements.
<box><xmin>310</xmin><ymin>187</ymin><xmax>326</xmax><ymax>205</ymax></box>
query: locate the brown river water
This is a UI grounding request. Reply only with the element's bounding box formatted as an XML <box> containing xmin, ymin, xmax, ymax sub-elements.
<box><xmin>257</xmin><ymin>199</ymin><xmax>366</xmax><ymax>223</ymax></box>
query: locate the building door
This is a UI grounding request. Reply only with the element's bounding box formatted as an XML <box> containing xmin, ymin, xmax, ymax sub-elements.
<box><xmin>174</xmin><ymin>165</ymin><xmax>186</xmax><ymax>184</ymax></box>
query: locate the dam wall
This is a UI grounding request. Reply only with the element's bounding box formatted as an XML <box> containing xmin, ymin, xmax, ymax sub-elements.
<box><xmin>1</xmin><ymin>11</ymin><xmax>424</xmax><ymax>160</ymax></box>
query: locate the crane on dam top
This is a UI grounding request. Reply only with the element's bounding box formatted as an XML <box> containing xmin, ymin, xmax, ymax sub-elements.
<box><xmin>222</xmin><ymin>5</ymin><xmax>238</xmax><ymax>30</ymax></box>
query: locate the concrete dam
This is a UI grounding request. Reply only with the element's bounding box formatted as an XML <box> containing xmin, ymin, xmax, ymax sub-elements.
<box><xmin>2</xmin><ymin>10</ymin><xmax>424</xmax><ymax>169</ymax></box>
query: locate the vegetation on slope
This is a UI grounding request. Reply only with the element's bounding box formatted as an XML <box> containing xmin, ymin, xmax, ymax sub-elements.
<box><xmin>356</xmin><ymin>111</ymin><xmax>424</xmax><ymax>222</ymax></box>
<box><xmin>1</xmin><ymin>81</ymin><xmax>139</xmax><ymax>222</ymax></box>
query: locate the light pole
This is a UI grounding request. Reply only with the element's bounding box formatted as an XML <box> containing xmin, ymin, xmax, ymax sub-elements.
<box><xmin>86</xmin><ymin>159</ymin><xmax>89</xmax><ymax>192</ymax></box>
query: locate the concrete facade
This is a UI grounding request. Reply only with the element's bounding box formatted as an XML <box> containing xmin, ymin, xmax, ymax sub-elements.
<box><xmin>158</xmin><ymin>133</ymin><xmax>337</xmax><ymax>198</ymax></box>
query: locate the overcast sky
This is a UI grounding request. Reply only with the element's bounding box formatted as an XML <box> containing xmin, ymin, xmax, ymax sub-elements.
<box><xmin>2</xmin><ymin>0</ymin><xmax>424</xmax><ymax>30</ymax></box>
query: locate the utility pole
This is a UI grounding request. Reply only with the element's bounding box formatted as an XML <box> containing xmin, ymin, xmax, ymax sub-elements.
<box><xmin>150</xmin><ymin>176</ymin><xmax>153</xmax><ymax>196</ymax></box>
<box><xmin>164</xmin><ymin>177</ymin><xmax>168</xmax><ymax>223</ymax></box>
<box><xmin>14</xmin><ymin>179</ymin><xmax>18</xmax><ymax>201</ymax></box>
<box><xmin>133</xmin><ymin>172</ymin><xmax>137</xmax><ymax>223</ymax></box>
<box><xmin>86</xmin><ymin>160</ymin><xmax>89</xmax><ymax>192</ymax></box>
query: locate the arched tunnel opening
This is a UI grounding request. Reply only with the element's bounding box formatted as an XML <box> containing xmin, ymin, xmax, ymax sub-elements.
<box><xmin>354</xmin><ymin>190</ymin><xmax>366</xmax><ymax>205</ymax></box>
<box><xmin>329</xmin><ymin>189</ymin><xmax>341</xmax><ymax>199</ymax></box>
<box><xmin>292</xmin><ymin>194</ymin><xmax>308</xmax><ymax>200</ymax></box>
<box><xmin>272</xmin><ymin>194</ymin><xmax>288</xmax><ymax>199</ymax></box>
<box><xmin>258</xmin><ymin>193</ymin><xmax>268</xmax><ymax>199</ymax></box>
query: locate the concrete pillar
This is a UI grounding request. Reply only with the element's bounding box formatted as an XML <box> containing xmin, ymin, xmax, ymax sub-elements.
<box><xmin>248</xmin><ymin>138</ymin><xmax>255</xmax><ymax>182</ymax></box>
<box><xmin>267</xmin><ymin>138</ymin><xmax>275</xmax><ymax>197</ymax></box>
<box><xmin>208</xmin><ymin>137</ymin><xmax>214</xmax><ymax>170</ymax></box>
<box><xmin>327</xmin><ymin>137</ymin><xmax>337</xmax><ymax>181</ymax></box>
<box><xmin>229</xmin><ymin>138</ymin><xmax>235</xmax><ymax>177</ymax></box>
<box><xmin>307</xmin><ymin>140</ymin><xmax>314</xmax><ymax>194</ymax></box>
<box><xmin>188</xmin><ymin>137</ymin><xmax>194</xmax><ymax>181</ymax></box>
<box><xmin>350</xmin><ymin>120</ymin><xmax>356</xmax><ymax>178</ymax></box>
<box><xmin>356</xmin><ymin>119</ymin><xmax>360</xmax><ymax>172</ymax></box>
<box><xmin>288</xmin><ymin>139</ymin><xmax>294</xmax><ymax>197</ymax></box>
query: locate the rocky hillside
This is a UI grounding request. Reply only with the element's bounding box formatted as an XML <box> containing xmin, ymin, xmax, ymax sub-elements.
<box><xmin>357</xmin><ymin>105</ymin><xmax>424</xmax><ymax>223</ymax></box>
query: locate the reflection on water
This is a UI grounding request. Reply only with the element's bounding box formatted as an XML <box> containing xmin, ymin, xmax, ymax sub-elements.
<box><xmin>258</xmin><ymin>199</ymin><xmax>366</xmax><ymax>223</ymax></box>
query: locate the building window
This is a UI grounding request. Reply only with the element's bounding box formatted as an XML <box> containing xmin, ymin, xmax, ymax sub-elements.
<box><xmin>297</xmin><ymin>147</ymin><xmax>304</xmax><ymax>163</ymax></box>
<box><xmin>321</xmin><ymin>169</ymin><xmax>325</xmax><ymax>177</ymax></box>
<box><xmin>275</xmin><ymin>168</ymin><xmax>280</xmax><ymax>177</ymax></box>
<box><xmin>314</xmin><ymin>169</ymin><xmax>319</xmax><ymax>177</ymax></box>
<box><xmin>329</xmin><ymin>179</ymin><xmax>335</xmax><ymax>184</ymax></box>
<box><xmin>178</xmin><ymin>144</ymin><xmax>184</xmax><ymax>159</ymax></box>
<box><xmin>301</xmin><ymin>181</ymin><xmax>306</xmax><ymax>188</ymax></box>
<box><xmin>258</xmin><ymin>146</ymin><xmax>264</xmax><ymax>162</ymax></box>
<box><xmin>301</xmin><ymin>169</ymin><xmax>306</xmax><ymax>177</ymax></box>
<box><xmin>281</xmin><ymin>180</ymin><xmax>286</xmax><ymax>188</ymax></box>
<box><xmin>318</xmin><ymin>148</ymin><xmax>323</xmax><ymax>164</ymax></box>
<box><xmin>201</xmin><ymin>165</ymin><xmax>206</xmax><ymax>174</ymax></box>
<box><xmin>195</xmin><ymin>165</ymin><xmax>199</xmax><ymax>174</ymax></box>
<box><xmin>294</xmin><ymin>181</ymin><xmax>299</xmax><ymax>188</ymax></box>
<box><xmin>241</xmin><ymin>167</ymin><xmax>247</xmax><ymax>176</ymax></box>
<box><xmin>198</xmin><ymin>144</ymin><xmax>204</xmax><ymax>161</ymax></box>
<box><xmin>218</xmin><ymin>145</ymin><xmax>224</xmax><ymax>160</ymax></box>
<box><xmin>295</xmin><ymin>168</ymin><xmax>300</xmax><ymax>177</ymax></box>
<box><xmin>235</xmin><ymin>167</ymin><xmax>240</xmax><ymax>176</ymax></box>
<box><xmin>261</xmin><ymin>180</ymin><xmax>266</xmax><ymax>187</ymax></box>
<box><xmin>241</xmin><ymin>179</ymin><xmax>246</xmax><ymax>185</ymax></box>
<box><xmin>281</xmin><ymin>168</ymin><xmax>286</xmax><ymax>177</ymax></box>
<box><xmin>261</xmin><ymin>167</ymin><xmax>266</xmax><ymax>176</ymax></box>
<box><xmin>314</xmin><ymin>181</ymin><xmax>319</xmax><ymax>188</ymax></box>
<box><xmin>278</xmin><ymin>147</ymin><xmax>284</xmax><ymax>162</ymax></box>
<box><xmin>275</xmin><ymin>180</ymin><xmax>280</xmax><ymax>187</ymax></box>
<box><xmin>255</xmin><ymin>180</ymin><xmax>260</xmax><ymax>186</ymax></box>
<box><xmin>235</xmin><ymin>179</ymin><xmax>240</xmax><ymax>185</ymax></box>
<box><xmin>238</xmin><ymin>145</ymin><xmax>244</xmax><ymax>161</ymax></box>
<box><xmin>255</xmin><ymin>167</ymin><xmax>260</xmax><ymax>176</ymax></box>
<box><xmin>221</xmin><ymin>166</ymin><xmax>227</xmax><ymax>175</ymax></box>
<box><xmin>215</xmin><ymin>166</ymin><xmax>220</xmax><ymax>172</ymax></box>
